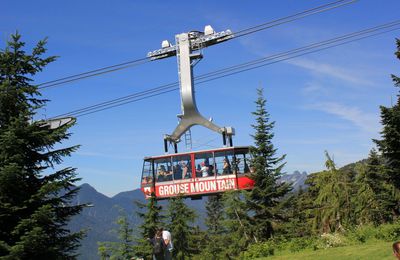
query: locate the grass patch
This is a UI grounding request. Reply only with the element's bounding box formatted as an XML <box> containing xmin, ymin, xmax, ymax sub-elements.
<box><xmin>258</xmin><ymin>241</ymin><xmax>394</xmax><ymax>260</ymax></box>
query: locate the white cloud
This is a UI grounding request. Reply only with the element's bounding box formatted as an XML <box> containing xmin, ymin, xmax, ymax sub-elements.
<box><xmin>308</xmin><ymin>101</ymin><xmax>380</xmax><ymax>134</ymax></box>
<box><xmin>302</xmin><ymin>82</ymin><xmax>322</xmax><ymax>93</ymax></box>
<box><xmin>287</xmin><ymin>58</ymin><xmax>373</xmax><ymax>86</ymax></box>
<box><xmin>301</xmin><ymin>81</ymin><xmax>331</xmax><ymax>97</ymax></box>
<box><xmin>236</xmin><ymin>30</ymin><xmax>376</xmax><ymax>87</ymax></box>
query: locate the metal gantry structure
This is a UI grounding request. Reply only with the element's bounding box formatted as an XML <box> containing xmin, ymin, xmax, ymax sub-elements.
<box><xmin>148</xmin><ymin>25</ymin><xmax>236</xmax><ymax>153</ymax></box>
<box><xmin>39</xmin><ymin>117</ymin><xmax>76</xmax><ymax>129</ymax></box>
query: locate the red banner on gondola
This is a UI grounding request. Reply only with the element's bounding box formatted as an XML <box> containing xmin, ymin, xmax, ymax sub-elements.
<box><xmin>157</xmin><ymin>177</ymin><xmax>237</xmax><ymax>197</ymax></box>
<box><xmin>142</xmin><ymin>175</ymin><xmax>254</xmax><ymax>199</ymax></box>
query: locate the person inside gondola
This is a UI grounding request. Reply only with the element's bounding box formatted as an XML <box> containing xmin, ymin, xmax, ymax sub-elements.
<box><xmin>157</xmin><ymin>165</ymin><xmax>167</xmax><ymax>182</ymax></box>
<box><xmin>173</xmin><ymin>163</ymin><xmax>182</xmax><ymax>180</ymax></box>
<box><xmin>181</xmin><ymin>161</ymin><xmax>190</xmax><ymax>179</ymax></box>
<box><xmin>231</xmin><ymin>157</ymin><xmax>240</xmax><ymax>173</ymax></box>
<box><xmin>196</xmin><ymin>164</ymin><xmax>201</xmax><ymax>177</ymax></box>
<box><xmin>208</xmin><ymin>164</ymin><xmax>215</xmax><ymax>176</ymax></box>
<box><xmin>222</xmin><ymin>158</ymin><xmax>231</xmax><ymax>174</ymax></box>
<box><xmin>197</xmin><ymin>162</ymin><xmax>209</xmax><ymax>177</ymax></box>
<box><xmin>142</xmin><ymin>176</ymin><xmax>153</xmax><ymax>184</ymax></box>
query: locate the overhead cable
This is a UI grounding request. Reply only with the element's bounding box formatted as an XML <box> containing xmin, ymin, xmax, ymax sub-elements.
<box><xmin>233</xmin><ymin>0</ymin><xmax>357</xmax><ymax>39</ymax></box>
<box><xmin>38</xmin><ymin>57</ymin><xmax>150</xmax><ymax>89</ymax></box>
<box><xmin>49</xmin><ymin>20</ymin><xmax>400</xmax><ymax>119</ymax></box>
<box><xmin>38</xmin><ymin>0</ymin><xmax>356</xmax><ymax>90</ymax></box>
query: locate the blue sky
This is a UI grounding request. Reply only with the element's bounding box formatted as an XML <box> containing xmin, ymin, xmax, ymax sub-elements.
<box><xmin>2</xmin><ymin>0</ymin><xmax>399</xmax><ymax>196</ymax></box>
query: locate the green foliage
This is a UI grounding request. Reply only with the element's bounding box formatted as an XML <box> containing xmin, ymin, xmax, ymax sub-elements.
<box><xmin>278</xmin><ymin>188</ymin><xmax>313</xmax><ymax>238</ymax></box>
<box><xmin>97</xmin><ymin>242</ymin><xmax>111</xmax><ymax>260</ymax></box>
<box><xmin>134</xmin><ymin>194</ymin><xmax>162</xmax><ymax>259</ymax></box>
<box><xmin>353</xmin><ymin>149</ymin><xmax>396</xmax><ymax>225</ymax></box>
<box><xmin>284</xmin><ymin>237</ymin><xmax>317</xmax><ymax>252</ymax></box>
<box><xmin>346</xmin><ymin>225</ymin><xmax>378</xmax><ymax>244</ymax></box>
<box><xmin>97</xmin><ymin>208</ymin><xmax>135</xmax><ymax>259</ymax></box>
<box><xmin>202</xmin><ymin>195</ymin><xmax>227</xmax><ymax>260</ymax></box>
<box><xmin>306</xmin><ymin>152</ymin><xmax>353</xmax><ymax>233</ymax></box>
<box><xmin>115</xmin><ymin>211</ymin><xmax>135</xmax><ymax>259</ymax></box>
<box><xmin>248</xmin><ymin>88</ymin><xmax>292</xmax><ymax>241</ymax></box>
<box><xmin>0</xmin><ymin>33</ymin><xmax>85</xmax><ymax>259</ymax></box>
<box><xmin>222</xmin><ymin>190</ymin><xmax>253</xmax><ymax>257</ymax></box>
<box><xmin>345</xmin><ymin>222</ymin><xmax>400</xmax><ymax>244</ymax></box>
<box><xmin>187</xmin><ymin>226</ymin><xmax>205</xmax><ymax>258</ymax></box>
<box><xmin>376</xmin><ymin>222</ymin><xmax>400</xmax><ymax>241</ymax></box>
<box><xmin>375</xmin><ymin>39</ymin><xmax>400</xmax><ymax>202</ymax></box>
<box><xmin>242</xmin><ymin>241</ymin><xmax>275</xmax><ymax>259</ymax></box>
<box><xmin>165</xmin><ymin>195</ymin><xmax>196</xmax><ymax>260</ymax></box>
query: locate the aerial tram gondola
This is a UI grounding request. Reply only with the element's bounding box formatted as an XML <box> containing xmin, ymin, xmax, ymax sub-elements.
<box><xmin>141</xmin><ymin>25</ymin><xmax>255</xmax><ymax>199</ymax></box>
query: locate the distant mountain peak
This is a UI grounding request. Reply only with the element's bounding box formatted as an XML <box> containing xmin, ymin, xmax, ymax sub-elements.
<box><xmin>280</xmin><ymin>171</ymin><xmax>308</xmax><ymax>191</ymax></box>
<box><xmin>79</xmin><ymin>183</ymin><xmax>96</xmax><ymax>190</ymax></box>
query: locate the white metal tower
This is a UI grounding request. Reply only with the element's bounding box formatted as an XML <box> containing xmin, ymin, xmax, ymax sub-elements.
<box><xmin>148</xmin><ymin>25</ymin><xmax>235</xmax><ymax>153</ymax></box>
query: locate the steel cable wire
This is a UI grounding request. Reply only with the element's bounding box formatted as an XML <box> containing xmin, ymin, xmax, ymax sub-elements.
<box><xmin>37</xmin><ymin>0</ymin><xmax>356</xmax><ymax>90</ymax></box>
<box><xmin>50</xmin><ymin>21</ymin><xmax>400</xmax><ymax>119</ymax></box>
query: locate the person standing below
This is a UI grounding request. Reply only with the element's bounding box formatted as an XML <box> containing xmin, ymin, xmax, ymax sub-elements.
<box><xmin>393</xmin><ymin>241</ymin><xmax>400</xmax><ymax>259</ymax></box>
<box><xmin>150</xmin><ymin>228</ymin><xmax>166</xmax><ymax>260</ymax></box>
<box><xmin>162</xmin><ymin>228</ymin><xmax>173</xmax><ymax>260</ymax></box>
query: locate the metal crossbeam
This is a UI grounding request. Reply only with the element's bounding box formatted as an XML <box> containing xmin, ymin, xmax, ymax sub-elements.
<box><xmin>147</xmin><ymin>28</ymin><xmax>233</xmax><ymax>61</ymax></box>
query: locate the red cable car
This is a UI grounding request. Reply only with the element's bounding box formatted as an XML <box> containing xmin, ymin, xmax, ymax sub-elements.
<box><xmin>141</xmin><ymin>146</ymin><xmax>255</xmax><ymax>199</ymax></box>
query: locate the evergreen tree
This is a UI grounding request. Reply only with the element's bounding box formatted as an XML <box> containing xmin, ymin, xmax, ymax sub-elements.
<box><xmin>187</xmin><ymin>225</ymin><xmax>204</xmax><ymax>257</ymax></box>
<box><xmin>310</xmin><ymin>152</ymin><xmax>352</xmax><ymax>233</ymax></box>
<box><xmin>115</xmin><ymin>210</ymin><xmax>135</xmax><ymax>259</ymax></box>
<box><xmin>375</xmin><ymin>39</ymin><xmax>400</xmax><ymax>206</ymax></box>
<box><xmin>0</xmin><ymin>33</ymin><xmax>85</xmax><ymax>258</ymax></box>
<box><xmin>134</xmin><ymin>194</ymin><xmax>163</xmax><ymax>260</ymax></box>
<box><xmin>97</xmin><ymin>208</ymin><xmax>135</xmax><ymax>260</ymax></box>
<box><xmin>248</xmin><ymin>88</ymin><xmax>292</xmax><ymax>241</ymax></box>
<box><xmin>222</xmin><ymin>190</ymin><xmax>253</xmax><ymax>258</ymax></box>
<box><xmin>354</xmin><ymin>149</ymin><xmax>395</xmax><ymax>225</ymax></box>
<box><xmin>97</xmin><ymin>242</ymin><xmax>111</xmax><ymax>260</ymax></box>
<box><xmin>202</xmin><ymin>195</ymin><xmax>227</xmax><ymax>260</ymax></box>
<box><xmin>279</xmin><ymin>187</ymin><xmax>313</xmax><ymax>238</ymax></box>
<box><xmin>165</xmin><ymin>195</ymin><xmax>196</xmax><ymax>260</ymax></box>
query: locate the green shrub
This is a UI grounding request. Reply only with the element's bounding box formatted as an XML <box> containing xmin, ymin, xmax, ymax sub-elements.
<box><xmin>376</xmin><ymin>222</ymin><xmax>400</xmax><ymax>241</ymax></box>
<box><xmin>286</xmin><ymin>237</ymin><xmax>316</xmax><ymax>252</ymax></box>
<box><xmin>242</xmin><ymin>241</ymin><xmax>275</xmax><ymax>259</ymax></box>
<box><xmin>346</xmin><ymin>225</ymin><xmax>378</xmax><ymax>244</ymax></box>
